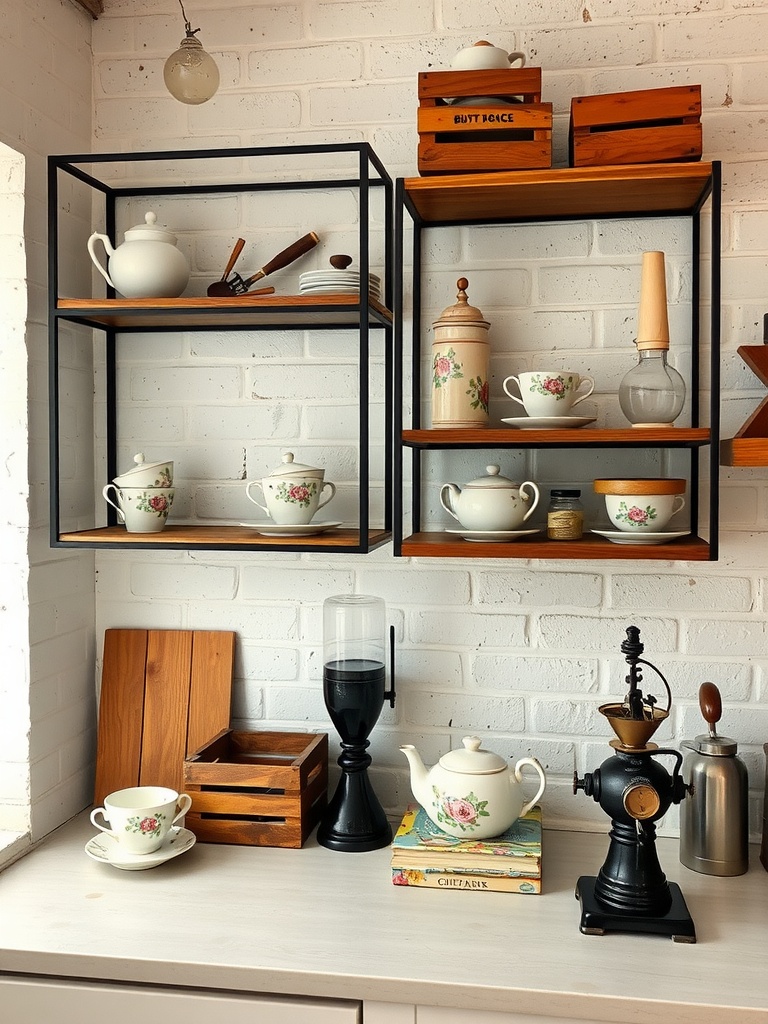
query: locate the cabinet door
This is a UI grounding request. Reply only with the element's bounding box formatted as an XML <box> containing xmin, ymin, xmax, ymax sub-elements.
<box><xmin>418</xmin><ymin>1011</ymin><xmax>614</xmax><ymax>1024</ymax></box>
<box><xmin>0</xmin><ymin>975</ymin><xmax>361</xmax><ymax>1024</ymax></box>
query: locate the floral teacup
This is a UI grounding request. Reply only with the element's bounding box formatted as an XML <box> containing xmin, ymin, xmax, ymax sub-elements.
<box><xmin>594</xmin><ymin>479</ymin><xmax>686</xmax><ymax>533</ymax></box>
<box><xmin>246</xmin><ymin>475</ymin><xmax>336</xmax><ymax>525</ymax></box>
<box><xmin>503</xmin><ymin>370</ymin><xmax>595</xmax><ymax>418</ymax></box>
<box><xmin>90</xmin><ymin>786</ymin><xmax>192</xmax><ymax>855</ymax></box>
<box><xmin>102</xmin><ymin>484</ymin><xmax>174</xmax><ymax>533</ymax></box>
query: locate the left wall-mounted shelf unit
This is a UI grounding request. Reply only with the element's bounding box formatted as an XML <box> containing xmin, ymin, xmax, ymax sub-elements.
<box><xmin>48</xmin><ymin>144</ymin><xmax>393</xmax><ymax>552</ymax></box>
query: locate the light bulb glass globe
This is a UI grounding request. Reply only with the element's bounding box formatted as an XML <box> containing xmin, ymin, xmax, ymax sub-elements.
<box><xmin>164</xmin><ymin>36</ymin><xmax>219</xmax><ymax>105</ymax></box>
<box><xmin>618</xmin><ymin>349</ymin><xmax>686</xmax><ymax>427</ymax></box>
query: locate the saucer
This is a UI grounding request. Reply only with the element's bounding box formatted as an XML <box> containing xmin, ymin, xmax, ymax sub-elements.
<box><xmin>591</xmin><ymin>529</ymin><xmax>690</xmax><ymax>546</ymax></box>
<box><xmin>84</xmin><ymin>827</ymin><xmax>196</xmax><ymax>871</ymax></box>
<box><xmin>239</xmin><ymin>520</ymin><xmax>341</xmax><ymax>537</ymax></box>
<box><xmin>501</xmin><ymin>416</ymin><xmax>597</xmax><ymax>429</ymax></box>
<box><xmin>447</xmin><ymin>528</ymin><xmax>541</xmax><ymax>543</ymax></box>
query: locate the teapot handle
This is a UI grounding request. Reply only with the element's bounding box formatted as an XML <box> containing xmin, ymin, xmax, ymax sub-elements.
<box><xmin>507</xmin><ymin>51</ymin><xmax>526</xmax><ymax>68</ymax></box>
<box><xmin>519</xmin><ymin>480</ymin><xmax>540</xmax><ymax>522</ymax></box>
<box><xmin>439</xmin><ymin>484</ymin><xmax>461</xmax><ymax>521</ymax></box>
<box><xmin>87</xmin><ymin>232</ymin><xmax>117</xmax><ymax>290</ymax></box>
<box><xmin>514</xmin><ymin>756</ymin><xmax>546</xmax><ymax>818</ymax></box>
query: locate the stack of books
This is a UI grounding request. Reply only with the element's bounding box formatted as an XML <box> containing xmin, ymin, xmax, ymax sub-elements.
<box><xmin>391</xmin><ymin>803</ymin><xmax>542</xmax><ymax>893</ymax></box>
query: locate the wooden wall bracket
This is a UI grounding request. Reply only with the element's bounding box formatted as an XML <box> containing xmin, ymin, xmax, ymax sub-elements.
<box><xmin>720</xmin><ymin>344</ymin><xmax>768</xmax><ymax>466</ymax></box>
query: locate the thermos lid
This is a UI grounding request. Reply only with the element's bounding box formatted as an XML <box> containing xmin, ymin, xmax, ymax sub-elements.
<box><xmin>687</xmin><ymin>732</ymin><xmax>738</xmax><ymax>757</ymax></box>
<box><xmin>687</xmin><ymin>681</ymin><xmax>738</xmax><ymax>756</ymax></box>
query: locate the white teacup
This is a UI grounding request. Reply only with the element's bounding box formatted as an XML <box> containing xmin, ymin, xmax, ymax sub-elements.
<box><xmin>246</xmin><ymin>476</ymin><xmax>336</xmax><ymax>526</ymax></box>
<box><xmin>594</xmin><ymin>478</ymin><xmax>687</xmax><ymax>533</ymax></box>
<box><xmin>604</xmin><ymin>492</ymin><xmax>686</xmax><ymax>532</ymax></box>
<box><xmin>503</xmin><ymin>370</ymin><xmax>595</xmax><ymax>418</ymax></box>
<box><xmin>103</xmin><ymin>484</ymin><xmax>174</xmax><ymax>533</ymax></box>
<box><xmin>90</xmin><ymin>786</ymin><xmax>192</xmax><ymax>855</ymax></box>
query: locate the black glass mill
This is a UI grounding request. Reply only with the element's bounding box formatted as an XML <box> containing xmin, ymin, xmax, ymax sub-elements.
<box><xmin>317</xmin><ymin>594</ymin><xmax>396</xmax><ymax>853</ymax></box>
<box><xmin>573</xmin><ymin>626</ymin><xmax>696</xmax><ymax>942</ymax></box>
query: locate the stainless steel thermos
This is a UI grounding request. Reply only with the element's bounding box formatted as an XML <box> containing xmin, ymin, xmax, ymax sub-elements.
<box><xmin>680</xmin><ymin>682</ymin><xmax>749</xmax><ymax>876</ymax></box>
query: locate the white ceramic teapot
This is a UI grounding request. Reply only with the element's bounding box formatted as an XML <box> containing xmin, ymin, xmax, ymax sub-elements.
<box><xmin>450</xmin><ymin>40</ymin><xmax>526</xmax><ymax>71</ymax></box>
<box><xmin>440</xmin><ymin>466</ymin><xmax>540</xmax><ymax>532</ymax></box>
<box><xmin>87</xmin><ymin>211</ymin><xmax>190</xmax><ymax>299</ymax></box>
<box><xmin>401</xmin><ymin>737</ymin><xmax>546</xmax><ymax>839</ymax></box>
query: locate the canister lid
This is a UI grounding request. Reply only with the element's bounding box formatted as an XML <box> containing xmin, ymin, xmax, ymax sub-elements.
<box><xmin>432</xmin><ymin>277</ymin><xmax>490</xmax><ymax>330</ymax></box>
<box><xmin>439</xmin><ymin>736</ymin><xmax>507</xmax><ymax>774</ymax></box>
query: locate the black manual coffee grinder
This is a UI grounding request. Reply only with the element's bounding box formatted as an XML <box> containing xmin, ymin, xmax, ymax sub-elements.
<box><xmin>573</xmin><ymin>626</ymin><xmax>696</xmax><ymax>942</ymax></box>
<box><xmin>317</xmin><ymin>594</ymin><xmax>396</xmax><ymax>853</ymax></box>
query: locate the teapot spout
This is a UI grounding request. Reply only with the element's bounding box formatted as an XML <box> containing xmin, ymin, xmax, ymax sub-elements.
<box><xmin>400</xmin><ymin>744</ymin><xmax>430</xmax><ymax>807</ymax></box>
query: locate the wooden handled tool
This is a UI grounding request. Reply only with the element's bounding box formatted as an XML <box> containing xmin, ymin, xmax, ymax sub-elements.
<box><xmin>220</xmin><ymin>238</ymin><xmax>245</xmax><ymax>280</ymax></box>
<box><xmin>207</xmin><ymin>231</ymin><xmax>320</xmax><ymax>296</ymax></box>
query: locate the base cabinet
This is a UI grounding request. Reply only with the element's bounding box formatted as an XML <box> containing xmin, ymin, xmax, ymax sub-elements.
<box><xmin>0</xmin><ymin>976</ymin><xmax>361</xmax><ymax>1024</ymax></box>
<box><xmin>364</xmin><ymin>1007</ymin><xmax>620</xmax><ymax>1024</ymax></box>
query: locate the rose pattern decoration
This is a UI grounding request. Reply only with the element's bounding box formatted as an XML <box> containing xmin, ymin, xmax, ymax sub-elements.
<box><xmin>466</xmin><ymin>376</ymin><xmax>489</xmax><ymax>413</ymax></box>
<box><xmin>615</xmin><ymin>500</ymin><xmax>658</xmax><ymax>528</ymax></box>
<box><xmin>529</xmin><ymin>373</ymin><xmax>573</xmax><ymax>400</ymax></box>
<box><xmin>125</xmin><ymin>812</ymin><xmax>166</xmax><ymax>837</ymax></box>
<box><xmin>274</xmin><ymin>480</ymin><xmax>318</xmax><ymax>508</ymax></box>
<box><xmin>136</xmin><ymin>491</ymin><xmax>172</xmax><ymax>518</ymax></box>
<box><xmin>433</xmin><ymin>348</ymin><xmax>464</xmax><ymax>388</ymax></box>
<box><xmin>432</xmin><ymin>785</ymin><xmax>490</xmax><ymax>832</ymax></box>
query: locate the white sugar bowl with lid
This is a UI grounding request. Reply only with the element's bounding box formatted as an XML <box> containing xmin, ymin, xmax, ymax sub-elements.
<box><xmin>440</xmin><ymin>465</ymin><xmax>540</xmax><ymax>532</ymax></box>
<box><xmin>87</xmin><ymin>211</ymin><xmax>190</xmax><ymax>299</ymax></box>
<box><xmin>401</xmin><ymin>736</ymin><xmax>546</xmax><ymax>839</ymax></box>
<box><xmin>246</xmin><ymin>452</ymin><xmax>336</xmax><ymax>526</ymax></box>
<box><xmin>113</xmin><ymin>452</ymin><xmax>173</xmax><ymax>489</ymax></box>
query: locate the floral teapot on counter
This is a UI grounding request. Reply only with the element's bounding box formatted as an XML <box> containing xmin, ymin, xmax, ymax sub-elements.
<box><xmin>401</xmin><ymin>737</ymin><xmax>546</xmax><ymax>839</ymax></box>
<box><xmin>87</xmin><ymin>211</ymin><xmax>190</xmax><ymax>299</ymax></box>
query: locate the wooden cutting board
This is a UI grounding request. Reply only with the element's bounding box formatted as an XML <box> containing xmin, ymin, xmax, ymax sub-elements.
<box><xmin>94</xmin><ymin>628</ymin><xmax>235</xmax><ymax>804</ymax></box>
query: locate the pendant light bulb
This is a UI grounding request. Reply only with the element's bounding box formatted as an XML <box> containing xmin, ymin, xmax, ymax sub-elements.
<box><xmin>164</xmin><ymin>0</ymin><xmax>220</xmax><ymax>105</ymax></box>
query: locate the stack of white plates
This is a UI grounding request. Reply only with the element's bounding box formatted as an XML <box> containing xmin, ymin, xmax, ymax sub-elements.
<box><xmin>299</xmin><ymin>269</ymin><xmax>382</xmax><ymax>300</ymax></box>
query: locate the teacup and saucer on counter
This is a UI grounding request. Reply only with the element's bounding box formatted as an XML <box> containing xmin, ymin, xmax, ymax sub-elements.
<box><xmin>242</xmin><ymin>451</ymin><xmax>341</xmax><ymax>537</ymax></box>
<box><xmin>86</xmin><ymin>785</ymin><xmax>196</xmax><ymax>871</ymax></box>
<box><xmin>501</xmin><ymin>369</ymin><xmax>597</xmax><ymax>429</ymax></box>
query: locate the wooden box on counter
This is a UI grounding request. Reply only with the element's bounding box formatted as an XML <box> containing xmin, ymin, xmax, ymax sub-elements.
<box><xmin>183</xmin><ymin>729</ymin><xmax>328</xmax><ymax>848</ymax></box>
<box><xmin>417</xmin><ymin>68</ymin><xmax>552</xmax><ymax>175</ymax></box>
<box><xmin>569</xmin><ymin>84</ymin><xmax>702</xmax><ymax>167</ymax></box>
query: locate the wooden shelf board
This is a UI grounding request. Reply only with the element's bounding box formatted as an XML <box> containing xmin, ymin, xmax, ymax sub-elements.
<box><xmin>403</xmin><ymin>162</ymin><xmax>714</xmax><ymax>224</ymax></box>
<box><xmin>56</xmin><ymin>525</ymin><xmax>391</xmax><ymax>551</ymax></box>
<box><xmin>400</xmin><ymin>531</ymin><xmax>711</xmax><ymax>560</ymax></box>
<box><xmin>403</xmin><ymin>426</ymin><xmax>711</xmax><ymax>448</ymax></box>
<box><xmin>720</xmin><ymin>437</ymin><xmax>768</xmax><ymax>467</ymax></box>
<box><xmin>56</xmin><ymin>294</ymin><xmax>392</xmax><ymax>329</ymax></box>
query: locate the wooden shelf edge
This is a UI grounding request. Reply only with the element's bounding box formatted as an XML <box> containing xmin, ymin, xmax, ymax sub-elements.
<box><xmin>56</xmin><ymin>525</ymin><xmax>392</xmax><ymax>551</ymax></box>
<box><xmin>400</xmin><ymin>532</ymin><xmax>711</xmax><ymax>561</ymax></box>
<box><xmin>403</xmin><ymin>427</ymin><xmax>710</xmax><ymax>447</ymax></box>
<box><xmin>720</xmin><ymin>437</ymin><xmax>768</xmax><ymax>467</ymax></box>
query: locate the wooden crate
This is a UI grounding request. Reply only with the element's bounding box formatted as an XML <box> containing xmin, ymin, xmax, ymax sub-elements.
<box><xmin>417</xmin><ymin>68</ymin><xmax>552</xmax><ymax>175</ymax></box>
<box><xmin>569</xmin><ymin>85</ymin><xmax>702</xmax><ymax>167</ymax></box>
<box><xmin>184</xmin><ymin>729</ymin><xmax>328</xmax><ymax>848</ymax></box>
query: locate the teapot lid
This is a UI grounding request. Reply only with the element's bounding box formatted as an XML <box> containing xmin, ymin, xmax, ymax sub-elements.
<box><xmin>463</xmin><ymin>465</ymin><xmax>520</xmax><ymax>489</ymax></box>
<box><xmin>433</xmin><ymin>278</ymin><xmax>489</xmax><ymax>330</ymax></box>
<box><xmin>687</xmin><ymin>733</ymin><xmax>738</xmax><ymax>757</ymax></box>
<box><xmin>123</xmin><ymin>212</ymin><xmax>178</xmax><ymax>245</ymax></box>
<box><xmin>439</xmin><ymin>736</ymin><xmax>508</xmax><ymax>775</ymax></box>
<box><xmin>266</xmin><ymin>451</ymin><xmax>324</xmax><ymax>478</ymax></box>
<box><xmin>115</xmin><ymin>452</ymin><xmax>173</xmax><ymax>478</ymax></box>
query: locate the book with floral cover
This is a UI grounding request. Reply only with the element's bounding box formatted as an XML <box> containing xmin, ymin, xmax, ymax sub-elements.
<box><xmin>391</xmin><ymin>866</ymin><xmax>541</xmax><ymax>893</ymax></box>
<box><xmin>390</xmin><ymin>803</ymin><xmax>542</xmax><ymax>876</ymax></box>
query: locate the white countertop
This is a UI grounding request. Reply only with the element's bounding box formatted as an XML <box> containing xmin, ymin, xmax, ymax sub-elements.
<box><xmin>0</xmin><ymin>812</ymin><xmax>766</xmax><ymax>1023</ymax></box>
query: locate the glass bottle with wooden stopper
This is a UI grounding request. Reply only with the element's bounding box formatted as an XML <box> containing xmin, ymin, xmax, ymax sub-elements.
<box><xmin>618</xmin><ymin>251</ymin><xmax>686</xmax><ymax>427</ymax></box>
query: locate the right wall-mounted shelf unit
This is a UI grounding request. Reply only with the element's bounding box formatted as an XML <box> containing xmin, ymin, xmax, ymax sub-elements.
<box><xmin>394</xmin><ymin>162</ymin><xmax>721</xmax><ymax>561</ymax></box>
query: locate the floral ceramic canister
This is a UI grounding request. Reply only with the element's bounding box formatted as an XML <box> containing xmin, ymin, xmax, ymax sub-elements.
<box><xmin>431</xmin><ymin>277</ymin><xmax>490</xmax><ymax>428</ymax></box>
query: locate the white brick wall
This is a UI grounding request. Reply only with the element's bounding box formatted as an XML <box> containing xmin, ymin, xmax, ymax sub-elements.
<box><xmin>5</xmin><ymin>0</ymin><xmax>768</xmax><ymax>850</ymax></box>
<box><xmin>81</xmin><ymin>0</ymin><xmax>768</xmax><ymax>840</ymax></box>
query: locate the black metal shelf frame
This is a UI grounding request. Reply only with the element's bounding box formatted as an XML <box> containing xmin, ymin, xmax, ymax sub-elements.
<box><xmin>393</xmin><ymin>163</ymin><xmax>722</xmax><ymax>560</ymax></box>
<box><xmin>48</xmin><ymin>143</ymin><xmax>394</xmax><ymax>553</ymax></box>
